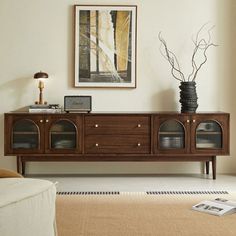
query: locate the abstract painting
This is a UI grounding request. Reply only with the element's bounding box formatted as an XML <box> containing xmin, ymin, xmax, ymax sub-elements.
<box><xmin>74</xmin><ymin>5</ymin><xmax>137</xmax><ymax>87</ymax></box>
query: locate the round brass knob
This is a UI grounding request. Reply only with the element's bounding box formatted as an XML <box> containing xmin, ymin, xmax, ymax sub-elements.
<box><xmin>95</xmin><ymin>124</ymin><xmax>99</xmax><ymax>128</ymax></box>
<box><xmin>46</xmin><ymin>119</ymin><xmax>49</xmax><ymax>123</ymax></box>
<box><xmin>137</xmin><ymin>143</ymin><xmax>141</xmax><ymax>147</ymax></box>
<box><xmin>40</xmin><ymin>120</ymin><xmax>43</xmax><ymax>123</ymax></box>
<box><xmin>137</xmin><ymin>124</ymin><xmax>141</xmax><ymax>128</ymax></box>
<box><xmin>192</xmin><ymin>119</ymin><xmax>196</xmax><ymax>123</ymax></box>
<box><xmin>187</xmin><ymin>120</ymin><xmax>190</xmax><ymax>123</ymax></box>
<box><xmin>95</xmin><ymin>143</ymin><xmax>99</xmax><ymax>147</ymax></box>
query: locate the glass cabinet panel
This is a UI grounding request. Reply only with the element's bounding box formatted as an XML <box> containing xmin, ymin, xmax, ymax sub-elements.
<box><xmin>50</xmin><ymin>120</ymin><xmax>76</xmax><ymax>149</ymax></box>
<box><xmin>159</xmin><ymin>120</ymin><xmax>185</xmax><ymax>149</ymax></box>
<box><xmin>196</xmin><ymin>120</ymin><xmax>222</xmax><ymax>149</ymax></box>
<box><xmin>12</xmin><ymin>120</ymin><xmax>39</xmax><ymax>149</ymax></box>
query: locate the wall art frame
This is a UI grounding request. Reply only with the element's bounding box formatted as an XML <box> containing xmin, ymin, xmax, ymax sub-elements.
<box><xmin>74</xmin><ymin>5</ymin><xmax>137</xmax><ymax>88</ymax></box>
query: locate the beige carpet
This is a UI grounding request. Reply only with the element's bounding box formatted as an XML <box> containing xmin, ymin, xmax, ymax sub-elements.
<box><xmin>56</xmin><ymin>193</ymin><xmax>236</xmax><ymax>236</ymax></box>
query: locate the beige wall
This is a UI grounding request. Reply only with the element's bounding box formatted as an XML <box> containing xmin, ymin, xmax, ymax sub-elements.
<box><xmin>0</xmin><ymin>0</ymin><xmax>235</xmax><ymax>174</ymax></box>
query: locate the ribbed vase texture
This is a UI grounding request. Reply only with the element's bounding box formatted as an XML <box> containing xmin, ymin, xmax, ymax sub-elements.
<box><xmin>179</xmin><ymin>81</ymin><xmax>198</xmax><ymax>113</ymax></box>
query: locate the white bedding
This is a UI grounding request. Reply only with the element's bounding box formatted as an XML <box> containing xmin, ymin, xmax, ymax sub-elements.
<box><xmin>0</xmin><ymin>178</ymin><xmax>57</xmax><ymax>236</ymax></box>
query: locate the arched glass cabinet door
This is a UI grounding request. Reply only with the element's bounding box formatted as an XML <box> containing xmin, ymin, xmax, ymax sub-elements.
<box><xmin>159</xmin><ymin>120</ymin><xmax>185</xmax><ymax>149</ymax></box>
<box><xmin>50</xmin><ymin>120</ymin><xmax>77</xmax><ymax>149</ymax></box>
<box><xmin>196</xmin><ymin>120</ymin><xmax>222</xmax><ymax>149</ymax></box>
<box><xmin>12</xmin><ymin>119</ymin><xmax>39</xmax><ymax>149</ymax></box>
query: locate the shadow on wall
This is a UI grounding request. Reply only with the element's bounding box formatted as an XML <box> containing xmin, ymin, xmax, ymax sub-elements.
<box><xmin>216</xmin><ymin>0</ymin><xmax>236</xmax><ymax>111</ymax></box>
<box><xmin>151</xmin><ymin>88</ymin><xmax>179</xmax><ymax>111</ymax></box>
<box><xmin>228</xmin><ymin>1</ymin><xmax>236</xmax><ymax>112</ymax></box>
<box><xmin>0</xmin><ymin>77</ymin><xmax>33</xmax><ymax>110</ymax></box>
<box><xmin>216</xmin><ymin>0</ymin><xmax>236</xmax><ymax>173</ymax></box>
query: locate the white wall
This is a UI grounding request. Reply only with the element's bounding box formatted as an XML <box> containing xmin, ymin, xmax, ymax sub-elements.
<box><xmin>0</xmin><ymin>0</ymin><xmax>235</xmax><ymax>174</ymax></box>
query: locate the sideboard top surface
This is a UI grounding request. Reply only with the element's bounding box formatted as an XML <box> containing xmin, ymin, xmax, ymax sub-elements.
<box><xmin>5</xmin><ymin>111</ymin><xmax>230</xmax><ymax>116</ymax></box>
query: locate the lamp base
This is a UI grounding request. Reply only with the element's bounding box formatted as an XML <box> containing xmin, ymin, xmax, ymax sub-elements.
<box><xmin>35</xmin><ymin>101</ymin><xmax>48</xmax><ymax>105</ymax></box>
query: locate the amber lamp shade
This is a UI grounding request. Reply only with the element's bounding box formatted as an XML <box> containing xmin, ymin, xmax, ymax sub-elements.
<box><xmin>34</xmin><ymin>71</ymin><xmax>49</xmax><ymax>105</ymax></box>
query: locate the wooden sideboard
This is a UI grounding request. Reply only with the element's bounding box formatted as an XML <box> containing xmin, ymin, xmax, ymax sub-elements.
<box><xmin>4</xmin><ymin>112</ymin><xmax>230</xmax><ymax>178</ymax></box>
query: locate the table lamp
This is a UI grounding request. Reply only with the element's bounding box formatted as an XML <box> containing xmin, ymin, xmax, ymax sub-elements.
<box><xmin>34</xmin><ymin>71</ymin><xmax>49</xmax><ymax>105</ymax></box>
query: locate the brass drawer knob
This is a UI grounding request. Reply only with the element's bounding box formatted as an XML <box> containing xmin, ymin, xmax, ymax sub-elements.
<box><xmin>187</xmin><ymin>120</ymin><xmax>190</xmax><ymax>123</ymax></box>
<box><xmin>46</xmin><ymin>119</ymin><xmax>49</xmax><ymax>123</ymax></box>
<box><xmin>95</xmin><ymin>143</ymin><xmax>99</xmax><ymax>147</ymax></box>
<box><xmin>137</xmin><ymin>124</ymin><xmax>141</xmax><ymax>128</ymax></box>
<box><xmin>95</xmin><ymin>124</ymin><xmax>99</xmax><ymax>128</ymax></box>
<box><xmin>192</xmin><ymin>119</ymin><xmax>196</xmax><ymax>123</ymax></box>
<box><xmin>40</xmin><ymin>119</ymin><xmax>43</xmax><ymax>123</ymax></box>
<box><xmin>137</xmin><ymin>143</ymin><xmax>141</xmax><ymax>147</ymax></box>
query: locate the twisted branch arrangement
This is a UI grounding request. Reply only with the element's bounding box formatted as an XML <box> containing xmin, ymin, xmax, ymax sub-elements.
<box><xmin>159</xmin><ymin>23</ymin><xmax>218</xmax><ymax>82</ymax></box>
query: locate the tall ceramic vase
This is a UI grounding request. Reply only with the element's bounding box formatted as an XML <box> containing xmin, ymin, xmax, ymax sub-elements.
<box><xmin>179</xmin><ymin>81</ymin><xmax>198</xmax><ymax>113</ymax></box>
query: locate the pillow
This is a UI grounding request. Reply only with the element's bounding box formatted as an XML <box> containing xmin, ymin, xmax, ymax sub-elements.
<box><xmin>0</xmin><ymin>169</ymin><xmax>23</xmax><ymax>178</ymax></box>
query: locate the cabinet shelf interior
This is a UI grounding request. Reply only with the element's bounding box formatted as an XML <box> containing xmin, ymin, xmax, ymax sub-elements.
<box><xmin>196</xmin><ymin>132</ymin><xmax>221</xmax><ymax>135</ymax></box>
<box><xmin>13</xmin><ymin>132</ymin><xmax>38</xmax><ymax>135</ymax></box>
<box><xmin>50</xmin><ymin>132</ymin><xmax>76</xmax><ymax>135</ymax></box>
<box><xmin>159</xmin><ymin>132</ymin><xmax>184</xmax><ymax>135</ymax></box>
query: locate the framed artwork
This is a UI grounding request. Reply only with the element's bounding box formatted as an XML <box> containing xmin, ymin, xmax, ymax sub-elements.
<box><xmin>74</xmin><ymin>5</ymin><xmax>137</xmax><ymax>88</ymax></box>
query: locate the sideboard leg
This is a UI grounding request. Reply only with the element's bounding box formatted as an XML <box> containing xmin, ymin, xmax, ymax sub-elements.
<box><xmin>22</xmin><ymin>161</ymin><xmax>26</xmax><ymax>176</ymax></box>
<box><xmin>212</xmin><ymin>156</ymin><xmax>216</xmax><ymax>180</ymax></box>
<box><xmin>206</xmin><ymin>161</ymin><xmax>210</xmax><ymax>175</ymax></box>
<box><xmin>17</xmin><ymin>156</ymin><xmax>21</xmax><ymax>174</ymax></box>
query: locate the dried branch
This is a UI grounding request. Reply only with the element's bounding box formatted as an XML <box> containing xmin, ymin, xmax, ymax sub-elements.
<box><xmin>158</xmin><ymin>32</ymin><xmax>185</xmax><ymax>82</ymax></box>
<box><xmin>192</xmin><ymin>43</ymin><xmax>217</xmax><ymax>81</ymax></box>
<box><xmin>159</xmin><ymin>23</ymin><xmax>218</xmax><ymax>82</ymax></box>
<box><xmin>188</xmin><ymin>23</ymin><xmax>218</xmax><ymax>81</ymax></box>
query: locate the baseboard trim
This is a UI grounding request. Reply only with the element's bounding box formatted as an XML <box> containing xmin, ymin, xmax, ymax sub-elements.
<box><xmin>57</xmin><ymin>190</ymin><xmax>229</xmax><ymax>195</ymax></box>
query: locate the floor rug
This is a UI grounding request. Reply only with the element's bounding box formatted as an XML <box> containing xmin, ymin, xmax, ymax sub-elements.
<box><xmin>56</xmin><ymin>192</ymin><xmax>236</xmax><ymax>236</ymax></box>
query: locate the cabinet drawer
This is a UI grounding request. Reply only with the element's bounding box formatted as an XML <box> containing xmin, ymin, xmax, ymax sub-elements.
<box><xmin>85</xmin><ymin>135</ymin><xmax>150</xmax><ymax>154</ymax></box>
<box><xmin>85</xmin><ymin>116</ymin><xmax>150</xmax><ymax>135</ymax></box>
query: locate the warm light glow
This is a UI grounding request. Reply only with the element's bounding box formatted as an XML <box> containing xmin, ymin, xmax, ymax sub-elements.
<box><xmin>38</xmin><ymin>78</ymin><xmax>47</xmax><ymax>82</ymax></box>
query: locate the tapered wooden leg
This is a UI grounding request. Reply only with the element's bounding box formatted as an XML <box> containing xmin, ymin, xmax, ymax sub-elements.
<box><xmin>206</xmin><ymin>161</ymin><xmax>210</xmax><ymax>175</ymax></box>
<box><xmin>22</xmin><ymin>161</ymin><xmax>25</xmax><ymax>176</ymax></box>
<box><xmin>212</xmin><ymin>156</ymin><xmax>216</xmax><ymax>180</ymax></box>
<box><xmin>17</xmin><ymin>156</ymin><xmax>21</xmax><ymax>174</ymax></box>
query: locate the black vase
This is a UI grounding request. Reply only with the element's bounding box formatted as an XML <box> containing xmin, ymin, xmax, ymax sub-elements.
<box><xmin>179</xmin><ymin>81</ymin><xmax>198</xmax><ymax>113</ymax></box>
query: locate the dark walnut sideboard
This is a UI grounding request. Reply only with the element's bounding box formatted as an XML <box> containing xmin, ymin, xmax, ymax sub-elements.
<box><xmin>4</xmin><ymin>112</ymin><xmax>230</xmax><ymax>179</ymax></box>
